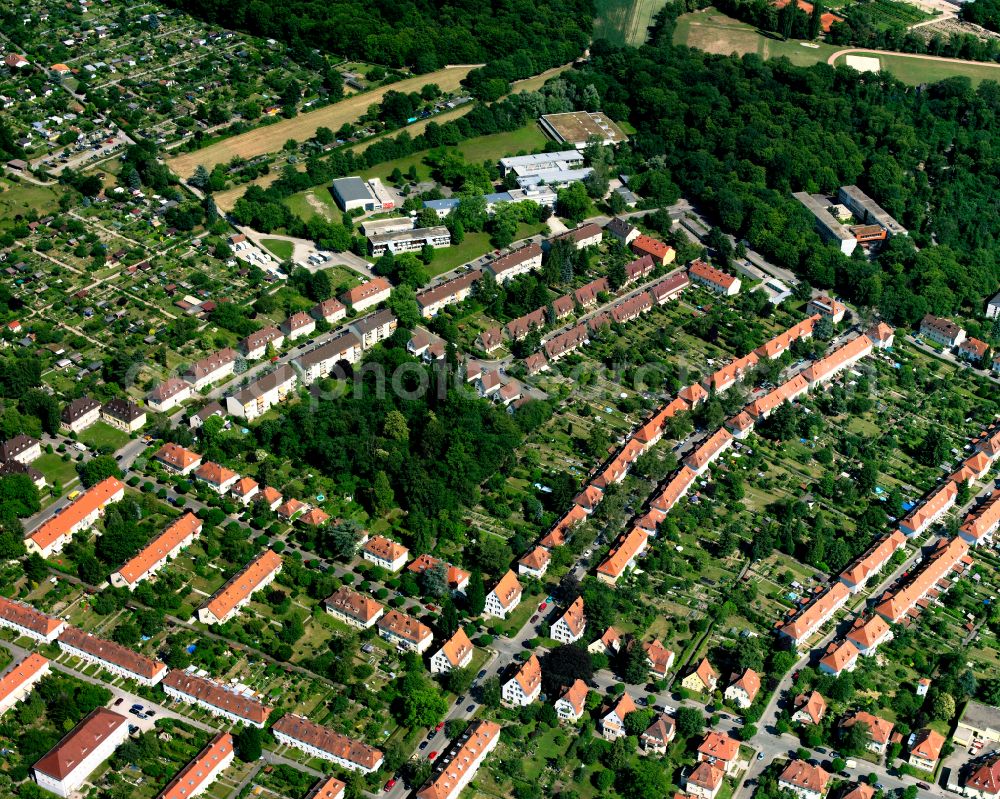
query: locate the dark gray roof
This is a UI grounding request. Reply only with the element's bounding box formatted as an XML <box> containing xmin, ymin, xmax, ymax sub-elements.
<box><xmin>330</xmin><ymin>177</ymin><xmax>374</xmax><ymax>203</ymax></box>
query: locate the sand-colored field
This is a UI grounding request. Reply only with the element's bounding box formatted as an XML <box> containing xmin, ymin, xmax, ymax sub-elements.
<box><xmin>166</xmin><ymin>65</ymin><xmax>479</xmax><ymax>180</ymax></box>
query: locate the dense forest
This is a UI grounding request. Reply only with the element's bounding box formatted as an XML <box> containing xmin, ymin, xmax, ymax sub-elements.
<box><xmin>164</xmin><ymin>0</ymin><xmax>592</xmax><ymax>90</ymax></box>
<box><xmin>553</xmin><ymin>5</ymin><xmax>1000</xmax><ymax>322</ymax></box>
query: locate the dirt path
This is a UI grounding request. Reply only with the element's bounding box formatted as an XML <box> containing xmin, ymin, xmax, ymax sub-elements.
<box><xmin>827</xmin><ymin>46</ymin><xmax>1000</xmax><ymax>68</ymax></box>
<box><xmin>165</xmin><ymin>65</ymin><xmax>480</xmax><ymax>178</ymax></box>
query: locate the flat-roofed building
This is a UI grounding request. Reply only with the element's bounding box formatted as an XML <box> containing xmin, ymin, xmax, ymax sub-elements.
<box><xmin>793</xmin><ymin>192</ymin><xmax>858</xmax><ymax>256</ymax></box>
<box><xmin>499</xmin><ymin>150</ymin><xmax>585</xmax><ymax>176</ymax></box>
<box><xmin>367</xmin><ymin>177</ymin><xmax>395</xmax><ymax>210</ymax></box>
<box><xmin>162</xmin><ymin>669</ymin><xmax>272</xmax><ymax>727</ymax></box>
<box><xmin>111</xmin><ymin>512</ymin><xmax>202</xmax><ymax>589</ymax></box>
<box><xmin>369</xmin><ymin>226</ymin><xmax>450</xmax><ymax>257</ymax></box>
<box><xmin>955</xmin><ymin>700</ymin><xmax>1000</xmax><ymax>748</ymax></box>
<box><xmin>330</xmin><ymin>177</ymin><xmax>377</xmax><ymax>212</ymax></box>
<box><xmin>32</xmin><ymin>708</ymin><xmax>130</xmax><ymax>798</ymax></box>
<box><xmin>198</xmin><ymin>550</ymin><xmax>283</xmax><ymax>625</ymax></box>
<box><xmin>158</xmin><ymin>733</ymin><xmax>234</xmax><ymax>799</ymax></box>
<box><xmin>26</xmin><ymin>476</ymin><xmax>125</xmax><ymax>558</ymax></box>
<box><xmin>272</xmin><ymin>714</ymin><xmax>383</xmax><ymax>773</ymax></box>
<box><xmin>58</xmin><ymin>626</ymin><xmax>167</xmax><ymax>686</ymax></box>
<box><xmin>0</xmin><ymin>653</ymin><xmax>49</xmax><ymax>717</ymax></box>
<box><xmin>539</xmin><ymin>111</ymin><xmax>628</xmax><ymax>149</ymax></box>
<box><xmin>838</xmin><ymin>185</ymin><xmax>907</xmax><ymax>237</ymax></box>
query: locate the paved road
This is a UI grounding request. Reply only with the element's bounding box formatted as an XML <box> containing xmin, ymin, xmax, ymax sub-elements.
<box><xmin>908</xmin><ymin>334</ymin><xmax>1000</xmax><ymax>388</ymax></box>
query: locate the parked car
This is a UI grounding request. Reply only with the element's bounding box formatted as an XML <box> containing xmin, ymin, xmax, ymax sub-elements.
<box><xmin>917</xmin><ymin>783</ymin><xmax>930</xmax><ymax>791</ymax></box>
<box><xmin>113</xmin><ymin>698</ymin><xmax>124</xmax><ymax>706</ymax></box>
<box><xmin>383</xmin><ymin>778</ymin><xmax>396</xmax><ymax>791</ymax></box>
<box><xmin>419</xmin><ymin>741</ymin><xmax>428</xmax><ymax>751</ymax></box>
<box><xmin>428</xmin><ymin>751</ymin><xmax>438</xmax><ymax>760</ymax></box>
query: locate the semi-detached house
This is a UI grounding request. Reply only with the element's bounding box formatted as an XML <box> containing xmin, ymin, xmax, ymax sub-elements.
<box><xmin>324</xmin><ymin>586</ymin><xmax>385</xmax><ymax>629</ymax></box>
<box><xmin>272</xmin><ymin>714</ymin><xmax>383</xmax><ymax>773</ymax></box>
<box><xmin>377</xmin><ymin>609</ymin><xmax>433</xmax><ymax>653</ymax></box>
<box><xmin>240</xmin><ymin>326</ymin><xmax>284</xmax><ymax>360</ymax></box>
<box><xmin>110</xmin><ymin>512</ymin><xmax>202</xmax><ymax>590</ymax></box>
<box><xmin>198</xmin><ymin>550</ymin><xmax>282</xmax><ymax>625</ymax></box>
<box><xmin>185</xmin><ymin>348</ymin><xmax>238</xmax><ymax>391</ymax></box>
<box><xmin>58</xmin><ymin>627</ymin><xmax>167</xmax><ymax>686</ymax></box>
<box><xmin>100</xmin><ymin>398</ymin><xmax>146</xmax><ymax>432</ymax></box>
<box><xmin>26</xmin><ymin>476</ymin><xmax>125</xmax><ymax>558</ymax></box>
<box><xmin>162</xmin><ymin>669</ymin><xmax>272</xmax><ymax>727</ymax></box>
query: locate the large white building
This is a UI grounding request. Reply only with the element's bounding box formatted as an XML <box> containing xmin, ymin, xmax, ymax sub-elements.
<box><xmin>430</xmin><ymin>628</ymin><xmax>474</xmax><ymax>674</ymax></box>
<box><xmin>185</xmin><ymin>348</ymin><xmax>238</xmax><ymax>391</ymax></box>
<box><xmin>26</xmin><ymin>476</ymin><xmax>125</xmax><ymax>558</ymax></box>
<box><xmin>273</xmin><ymin>715</ymin><xmax>384</xmax><ymax>773</ymax></box>
<box><xmin>32</xmin><ymin>708</ymin><xmax>131</xmax><ymax>798</ymax></box>
<box><xmin>368</xmin><ymin>226</ymin><xmax>451</xmax><ymax>257</ymax></box>
<box><xmin>550</xmin><ymin>596</ymin><xmax>586</xmax><ymax>644</ymax></box>
<box><xmin>502</xmin><ymin>655</ymin><xmax>541</xmax><ymax>707</ymax></box>
<box><xmin>147</xmin><ymin>377</ymin><xmax>192</xmax><ymax>412</ymax></box>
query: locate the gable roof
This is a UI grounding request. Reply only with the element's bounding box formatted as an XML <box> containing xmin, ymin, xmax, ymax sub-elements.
<box><xmin>604</xmin><ymin>692</ymin><xmax>637</xmax><ymax>722</ymax></box>
<box><xmin>511</xmin><ymin>654</ymin><xmax>542</xmax><ymax>695</ymax></box>
<box><xmin>967</xmin><ymin>755</ymin><xmax>1000</xmax><ymax>796</ymax></box>
<box><xmin>490</xmin><ymin>570</ymin><xmax>522</xmax><ymax>609</ymax></box>
<box><xmin>33</xmin><ymin>708</ymin><xmax>128</xmax><ymax>779</ymax></box>
<box><xmin>557</xmin><ymin>679</ymin><xmax>589</xmax><ymax>716</ymax></box>
<box><xmin>794</xmin><ymin>691</ymin><xmax>827</xmax><ymax>724</ymax></box>
<box><xmin>113</xmin><ymin>512</ymin><xmax>201</xmax><ymax>586</ymax></box>
<box><xmin>324</xmin><ymin>586</ymin><xmax>384</xmax><ymax>625</ymax></box>
<box><xmin>842</xmin><ymin>711</ymin><xmax>894</xmax><ymax>745</ymax></box>
<box><xmin>201</xmin><ymin>550</ymin><xmax>282</xmax><ymax>621</ymax></box>
<box><xmin>555</xmin><ymin>596</ymin><xmax>586</xmax><ymax>638</ymax></box>
<box><xmin>698</xmin><ymin>731</ymin><xmax>739</xmax><ymax>762</ymax></box>
<box><xmin>910</xmin><ymin>728</ymin><xmax>945</xmax><ymax>761</ymax></box>
<box><xmin>437</xmin><ymin>628</ymin><xmax>474</xmax><ymax>668</ymax></box>
<box><xmin>779</xmin><ymin>760</ymin><xmax>830</xmax><ymax>794</ymax></box>
<box><xmin>518</xmin><ymin>546</ymin><xmax>551</xmax><ymax>571</ymax></box>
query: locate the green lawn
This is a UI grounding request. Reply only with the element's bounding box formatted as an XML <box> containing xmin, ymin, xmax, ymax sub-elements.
<box><xmin>261</xmin><ymin>238</ymin><xmax>294</xmax><ymax>260</ymax></box>
<box><xmin>283</xmin><ymin>186</ymin><xmax>339</xmax><ymax>223</ymax></box>
<box><xmin>833</xmin><ymin>51</ymin><xmax>1000</xmax><ymax>86</ymax></box>
<box><xmin>0</xmin><ymin>179</ymin><xmax>64</xmax><ymax>229</ymax></box>
<box><xmin>79</xmin><ymin>421</ymin><xmax>132</xmax><ymax>453</ymax></box>
<box><xmin>419</xmin><ymin>222</ymin><xmax>547</xmax><ymax>277</ymax></box>
<box><xmin>358</xmin><ymin>122</ymin><xmax>550</xmax><ymax>184</ymax></box>
<box><xmin>34</xmin><ymin>453</ymin><xmax>80</xmax><ymax>491</ymax></box>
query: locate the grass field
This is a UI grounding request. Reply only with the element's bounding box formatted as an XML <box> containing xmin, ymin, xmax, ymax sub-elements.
<box><xmin>0</xmin><ymin>179</ymin><xmax>63</xmax><ymax>227</ymax></box>
<box><xmin>595</xmin><ymin>0</ymin><xmax>669</xmax><ymax>46</ymax></box>
<box><xmin>673</xmin><ymin>8</ymin><xmax>838</xmax><ymax>64</ymax></box>
<box><xmin>261</xmin><ymin>238</ymin><xmax>293</xmax><ymax>260</ymax></box>
<box><xmin>79</xmin><ymin>421</ymin><xmax>132</xmax><ymax>453</ymax></box>
<box><xmin>34</xmin><ymin>453</ymin><xmax>80</xmax><ymax>491</ymax></box>
<box><xmin>359</xmin><ymin>122</ymin><xmax>549</xmax><ymax>184</ymax></box>
<box><xmin>165</xmin><ymin>65</ymin><xmax>479</xmax><ymax>178</ymax></box>
<box><xmin>420</xmin><ymin>222</ymin><xmax>548</xmax><ymax>276</ymax></box>
<box><xmin>833</xmin><ymin>50</ymin><xmax>1000</xmax><ymax>85</ymax></box>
